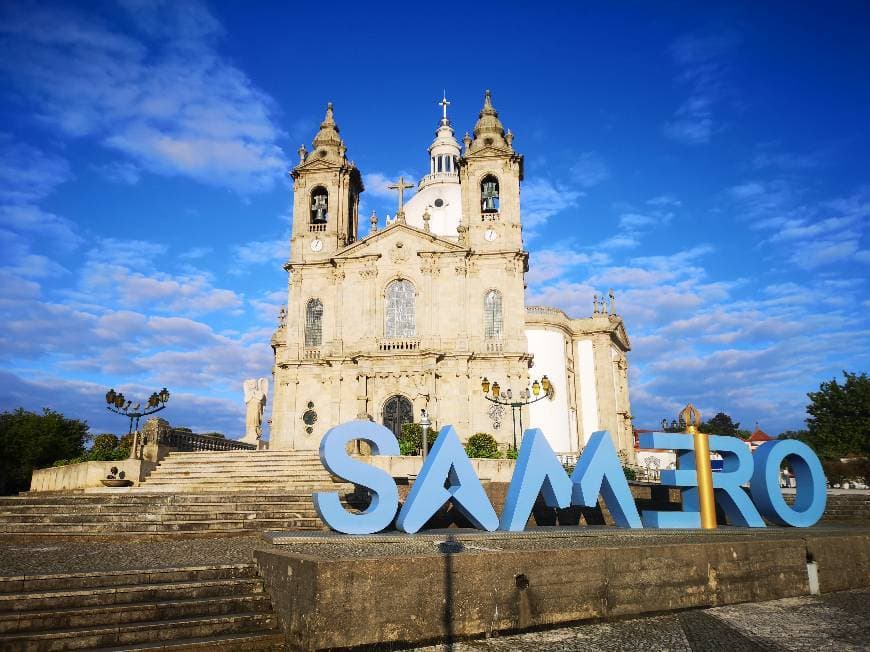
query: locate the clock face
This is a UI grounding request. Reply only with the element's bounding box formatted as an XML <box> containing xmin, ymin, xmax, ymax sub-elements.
<box><xmin>484</xmin><ymin>229</ymin><xmax>498</xmax><ymax>242</ymax></box>
<box><xmin>310</xmin><ymin>239</ymin><xmax>323</xmax><ymax>252</ymax></box>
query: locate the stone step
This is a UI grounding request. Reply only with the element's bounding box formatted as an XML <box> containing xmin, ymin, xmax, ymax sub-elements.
<box><xmin>2</xmin><ymin>492</ymin><xmax>349</xmax><ymax>505</ymax></box>
<box><xmin>0</xmin><ymin>510</ymin><xmax>319</xmax><ymax>523</ymax></box>
<box><xmin>0</xmin><ymin>594</ymin><xmax>272</xmax><ymax>634</ymax></box>
<box><xmin>92</xmin><ymin>631</ymin><xmax>285</xmax><ymax>651</ymax></box>
<box><xmin>159</xmin><ymin>453</ymin><xmax>319</xmax><ymax>461</ymax></box>
<box><xmin>0</xmin><ymin>612</ymin><xmax>276</xmax><ymax>651</ymax></box>
<box><xmin>0</xmin><ymin>518</ymin><xmax>323</xmax><ymax>534</ymax></box>
<box><xmin>0</xmin><ymin>501</ymin><xmax>315</xmax><ymax>514</ymax></box>
<box><xmin>0</xmin><ymin>565</ymin><xmax>256</xmax><ymax>594</ymax></box>
<box><xmin>0</xmin><ymin>578</ymin><xmax>262</xmax><ymax>612</ymax></box>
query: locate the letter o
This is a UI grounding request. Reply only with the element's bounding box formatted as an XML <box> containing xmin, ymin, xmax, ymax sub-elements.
<box><xmin>749</xmin><ymin>440</ymin><xmax>826</xmax><ymax>527</ymax></box>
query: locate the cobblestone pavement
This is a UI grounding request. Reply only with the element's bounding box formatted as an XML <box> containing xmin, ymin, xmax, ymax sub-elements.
<box><xmin>0</xmin><ymin>535</ymin><xmax>261</xmax><ymax>575</ymax></box>
<box><xmin>404</xmin><ymin>589</ymin><xmax>870</xmax><ymax>651</ymax></box>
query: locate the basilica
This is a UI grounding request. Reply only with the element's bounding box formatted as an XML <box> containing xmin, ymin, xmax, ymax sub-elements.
<box><xmin>268</xmin><ymin>91</ymin><xmax>634</xmax><ymax>457</ymax></box>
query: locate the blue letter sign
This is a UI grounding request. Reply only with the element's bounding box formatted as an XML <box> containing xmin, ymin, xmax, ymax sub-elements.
<box><xmin>396</xmin><ymin>425</ymin><xmax>499</xmax><ymax>533</ymax></box>
<box><xmin>313</xmin><ymin>421</ymin><xmax>828</xmax><ymax>534</ymax></box>
<box><xmin>312</xmin><ymin>420</ymin><xmax>400</xmax><ymax>535</ymax></box>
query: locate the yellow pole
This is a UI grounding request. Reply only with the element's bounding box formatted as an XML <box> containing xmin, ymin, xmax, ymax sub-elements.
<box><xmin>682</xmin><ymin>404</ymin><xmax>717</xmax><ymax>529</ymax></box>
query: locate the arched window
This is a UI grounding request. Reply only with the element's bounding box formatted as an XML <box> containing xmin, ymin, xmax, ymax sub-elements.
<box><xmin>304</xmin><ymin>298</ymin><xmax>323</xmax><ymax>347</ymax></box>
<box><xmin>310</xmin><ymin>187</ymin><xmax>328</xmax><ymax>224</ymax></box>
<box><xmin>481</xmin><ymin>175</ymin><xmax>500</xmax><ymax>212</ymax></box>
<box><xmin>484</xmin><ymin>290</ymin><xmax>503</xmax><ymax>339</ymax></box>
<box><xmin>385</xmin><ymin>279</ymin><xmax>415</xmax><ymax>338</ymax></box>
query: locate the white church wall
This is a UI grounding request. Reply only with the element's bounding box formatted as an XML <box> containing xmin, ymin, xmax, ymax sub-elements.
<box><xmin>525</xmin><ymin>328</ymin><xmax>572</xmax><ymax>453</ymax></box>
<box><xmin>576</xmin><ymin>339</ymin><xmax>599</xmax><ymax>445</ymax></box>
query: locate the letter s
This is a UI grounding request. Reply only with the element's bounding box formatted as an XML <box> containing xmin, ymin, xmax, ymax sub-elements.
<box><xmin>312</xmin><ymin>420</ymin><xmax>400</xmax><ymax>534</ymax></box>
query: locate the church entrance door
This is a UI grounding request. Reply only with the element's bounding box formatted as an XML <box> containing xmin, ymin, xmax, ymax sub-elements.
<box><xmin>382</xmin><ymin>395</ymin><xmax>413</xmax><ymax>439</ymax></box>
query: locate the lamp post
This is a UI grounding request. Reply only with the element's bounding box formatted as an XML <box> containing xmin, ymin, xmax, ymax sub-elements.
<box><xmin>420</xmin><ymin>408</ymin><xmax>431</xmax><ymax>461</ymax></box>
<box><xmin>480</xmin><ymin>376</ymin><xmax>553</xmax><ymax>451</ymax></box>
<box><xmin>105</xmin><ymin>387</ymin><xmax>170</xmax><ymax>435</ymax></box>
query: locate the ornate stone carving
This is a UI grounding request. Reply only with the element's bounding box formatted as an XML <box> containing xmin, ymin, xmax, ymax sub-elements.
<box><xmin>359</xmin><ymin>261</ymin><xmax>378</xmax><ymax>278</ymax></box>
<box><xmin>389</xmin><ymin>241</ymin><xmax>409</xmax><ymax>264</ymax></box>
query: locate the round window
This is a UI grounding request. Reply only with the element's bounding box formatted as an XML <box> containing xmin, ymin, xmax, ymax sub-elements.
<box><xmin>434</xmin><ymin>198</ymin><xmax>444</xmax><ymax>208</ymax></box>
<box><xmin>303</xmin><ymin>409</ymin><xmax>317</xmax><ymax>426</ymax></box>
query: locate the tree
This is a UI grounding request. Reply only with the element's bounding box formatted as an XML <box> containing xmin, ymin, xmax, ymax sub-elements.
<box><xmin>0</xmin><ymin>408</ymin><xmax>89</xmax><ymax>495</ymax></box>
<box><xmin>805</xmin><ymin>371</ymin><xmax>870</xmax><ymax>459</ymax></box>
<box><xmin>701</xmin><ymin>412</ymin><xmax>740</xmax><ymax>436</ymax></box>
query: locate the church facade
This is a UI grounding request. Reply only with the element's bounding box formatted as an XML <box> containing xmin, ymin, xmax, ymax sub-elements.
<box><xmin>269</xmin><ymin>92</ymin><xmax>634</xmax><ymax>457</ymax></box>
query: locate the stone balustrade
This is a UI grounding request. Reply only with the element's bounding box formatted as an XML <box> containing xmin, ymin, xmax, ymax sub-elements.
<box><xmin>378</xmin><ymin>338</ymin><xmax>420</xmax><ymax>352</ymax></box>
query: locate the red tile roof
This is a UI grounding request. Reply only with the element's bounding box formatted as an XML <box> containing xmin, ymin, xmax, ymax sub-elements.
<box><xmin>748</xmin><ymin>427</ymin><xmax>774</xmax><ymax>442</ymax></box>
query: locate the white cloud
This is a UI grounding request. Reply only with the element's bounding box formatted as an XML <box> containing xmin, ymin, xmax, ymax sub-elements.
<box><xmin>363</xmin><ymin>172</ymin><xmax>417</xmax><ymax>201</ymax></box>
<box><xmin>663</xmin><ymin>32</ymin><xmax>740</xmax><ymax>145</ymax></box>
<box><xmin>521</xmin><ymin>178</ymin><xmax>584</xmax><ymax>231</ymax></box>
<box><xmin>0</xmin><ymin>2</ymin><xmax>288</xmax><ymax>193</ymax></box>
<box><xmin>569</xmin><ymin>152</ymin><xmax>610</xmax><ymax>188</ymax></box>
<box><xmin>234</xmin><ymin>239</ymin><xmax>287</xmax><ymax>266</ymax></box>
<box><xmin>95</xmin><ymin>161</ymin><xmax>141</xmax><ymax>185</ymax></box>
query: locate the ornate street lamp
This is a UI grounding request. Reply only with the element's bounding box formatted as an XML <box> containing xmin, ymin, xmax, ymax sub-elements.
<box><xmin>105</xmin><ymin>387</ymin><xmax>170</xmax><ymax>435</ymax></box>
<box><xmin>480</xmin><ymin>375</ymin><xmax>553</xmax><ymax>451</ymax></box>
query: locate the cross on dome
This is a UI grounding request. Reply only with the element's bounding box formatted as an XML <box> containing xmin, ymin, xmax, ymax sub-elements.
<box><xmin>439</xmin><ymin>92</ymin><xmax>450</xmax><ymax>124</ymax></box>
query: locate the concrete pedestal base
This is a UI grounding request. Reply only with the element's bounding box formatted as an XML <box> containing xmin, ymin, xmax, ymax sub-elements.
<box><xmin>255</xmin><ymin>526</ymin><xmax>870</xmax><ymax>651</ymax></box>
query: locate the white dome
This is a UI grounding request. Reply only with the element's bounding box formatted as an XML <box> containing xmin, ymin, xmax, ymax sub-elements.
<box><xmin>405</xmin><ymin>182</ymin><xmax>462</xmax><ymax>236</ymax></box>
<box><xmin>404</xmin><ymin>95</ymin><xmax>462</xmax><ymax>237</ymax></box>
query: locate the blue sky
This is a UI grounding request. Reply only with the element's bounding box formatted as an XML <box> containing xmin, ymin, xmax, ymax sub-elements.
<box><xmin>1</xmin><ymin>1</ymin><xmax>868</xmax><ymax>437</ymax></box>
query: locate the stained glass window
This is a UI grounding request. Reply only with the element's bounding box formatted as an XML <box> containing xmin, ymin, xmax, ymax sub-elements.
<box><xmin>484</xmin><ymin>290</ymin><xmax>503</xmax><ymax>338</ymax></box>
<box><xmin>385</xmin><ymin>279</ymin><xmax>415</xmax><ymax>338</ymax></box>
<box><xmin>305</xmin><ymin>298</ymin><xmax>323</xmax><ymax>347</ymax></box>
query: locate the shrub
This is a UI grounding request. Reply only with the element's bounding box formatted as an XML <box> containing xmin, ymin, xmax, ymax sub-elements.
<box><xmin>821</xmin><ymin>459</ymin><xmax>851</xmax><ymax>487</ymax></box>
<box><xmin>465</xmin><ymin>432</ymin><xmax>501</xmax><ymax>459</ymax></box>
<box><xmin>505</xmin><ymin>446</ymin><xmax>519</xmax><ymax>460</ymax></box>
<box><xmin>398</xmin><ymin>422</ymin><xmax>439</xmax><ymax>456</ymax></box>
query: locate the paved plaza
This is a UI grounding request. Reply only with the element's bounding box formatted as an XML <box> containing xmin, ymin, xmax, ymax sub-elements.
<box><xmin>406</xmin><ymin>588</ymin><xmax>870</xmax><ymax>651</ymax></box>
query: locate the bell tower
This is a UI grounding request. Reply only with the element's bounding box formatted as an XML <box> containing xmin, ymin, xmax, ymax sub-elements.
<box><xmin>458</xmin><ymin>90</ymin><xmax>524</xmax><ymax>253</ymax></box>
<box><xmin>290</xmin><ymin>103</ymin><xmax>363</xmax><ymax>262</ymax></box>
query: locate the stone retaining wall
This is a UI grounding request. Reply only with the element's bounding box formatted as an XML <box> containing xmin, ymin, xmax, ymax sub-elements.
<box><xmin>256</xmin><ymin>529</ymin><xmax>870</xmax><ymax>651</ymax></box>
<box><xmin>28</xmin><ymin>459</ymin><xmax>155</xmax><ymax>492</ymax></box>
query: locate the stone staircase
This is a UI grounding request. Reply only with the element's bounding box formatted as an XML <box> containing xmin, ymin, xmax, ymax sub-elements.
<box><xmin>1</xmin><ymin>451</ymin><xmax>356</xmax><ymax>539</ymax></box>
<box><xmin>822</xmin><ymin>493</ymin><xmax>870</xmax><ymax>521</ymax></box>
<box><xmin>0</xmin><ymin>564</ymin><xmax>284</xmax><ymax>650</ymax></box>
<box><xmin>138</xmin><ymin>450</ymin><xmax>337</xmax><ymax>492</ymax></box>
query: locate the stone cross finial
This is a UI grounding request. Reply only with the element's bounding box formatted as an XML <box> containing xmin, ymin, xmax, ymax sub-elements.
<box><xmin>388</xmin><ymin>176</ymin><xmax>414</xmax><ymax>222</ymax></box>
<box><xmin>439</xmin><ymin>92</ymin><xmax>450</xmax><ymax>122</ymax></box>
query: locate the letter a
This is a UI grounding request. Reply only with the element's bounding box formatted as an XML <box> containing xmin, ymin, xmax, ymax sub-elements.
<box><xmin>313</xmin><ymin>421</ymin><xmax>400</xmax><ymax>535</ymax></box>
<box><xmin>396</xmin><ymin>425</ymin><xmax>498</xmax><ymax>534</ymax></box>
<box><xmin>500</xmin><ymin>428</ymin><xmax>572</xmax><ymax>531</ymax></box>
<box><xmin>571</xmin><ymin>431</ymin><xmax>642</xmax><ymax>528</ymax></box>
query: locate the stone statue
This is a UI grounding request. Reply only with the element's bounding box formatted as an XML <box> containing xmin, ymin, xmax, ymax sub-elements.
<box><xmin>242</xmin><ymin>378</ymin><xmax>269</xmax><ymax>443</ymax></box>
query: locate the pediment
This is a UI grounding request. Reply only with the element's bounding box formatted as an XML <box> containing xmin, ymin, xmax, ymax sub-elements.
<box><xmin>612</xmin><ymin>320</ymin><xmax>631</xmax><ymax>351</ymax></box>
<box><xmin>334</xmin><ymin>222</ymin><xmax>464</xmax><ymax>260</ymax></box>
